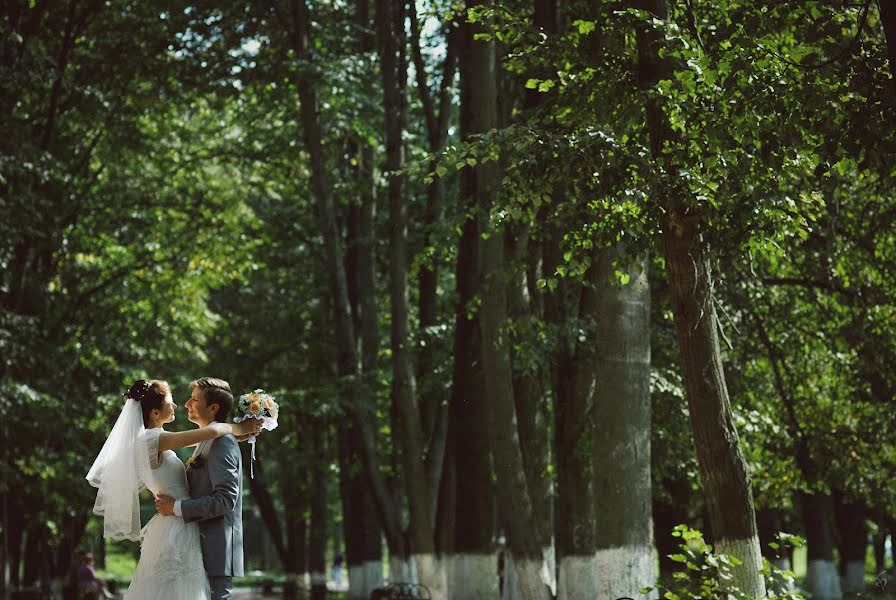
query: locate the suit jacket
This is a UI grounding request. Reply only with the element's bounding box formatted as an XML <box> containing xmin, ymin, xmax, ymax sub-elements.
<box><xmin>182</xmin><ymin>433</ymin><xmax>244</xmax><ymax>577</ymax></box>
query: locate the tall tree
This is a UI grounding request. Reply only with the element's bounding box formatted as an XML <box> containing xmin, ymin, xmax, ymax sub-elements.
<box><xmin>464</xmin><ymin>1</ymin><xmax>549</xmax><ymax>598</ymax></box>
<box><xmin>376</xmin><ymin>0</ymin><xmax>444</xmax><ymax>594</ymax></box>
<box><xmin>343</xmin><ymin>0</ymin><xmax>385</xmax><ymax>593</ymax></box>
<box><xmin>408</xmin><ymin>0</ymin><xmax>457</xmax><ymax>526</ymax></box>
<box><xmin>283</xmin><ymin>0</ymin><xmax>405</xmax><ymax>559</ymax></box>
<box><xmin>592</xmin><ymin>250</ymin><xmax>653</xmax><ymax>600</ymax></box>
<box><xmin>637</xmin><ymin>0</ymin><xmax>765</xmax><ymax>595</ymax></box>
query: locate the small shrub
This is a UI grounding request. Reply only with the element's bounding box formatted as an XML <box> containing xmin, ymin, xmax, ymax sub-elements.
<box><xmin>640</xmin><ymin>525</ymin><xmax>805</xmax><ymax>600</ymax></box>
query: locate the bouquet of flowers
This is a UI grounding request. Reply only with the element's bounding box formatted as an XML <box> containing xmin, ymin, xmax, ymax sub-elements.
<box><xmin>234</xmin><ymin>389</ymin><xmax>279</xmax><ymax>478</ymax></box>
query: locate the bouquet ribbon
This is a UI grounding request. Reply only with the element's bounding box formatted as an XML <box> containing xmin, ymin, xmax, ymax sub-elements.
<box><xmin>248</xmin><ymin>433</ymin><xmax>257</xmax><ymax>478</ymax></box>
<box><xmin>234</xmin><ymin>414</ymin><xmax>277</xmax><ymax>479</ymax></box>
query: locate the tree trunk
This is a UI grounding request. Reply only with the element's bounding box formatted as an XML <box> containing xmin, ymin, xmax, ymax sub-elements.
<box><xmin>408</xmin><ymin>5</ymin><xmax>456</xmax><ymax>502</ymax></box>
<box><xmin>53</xmin><ymin>515</ymin><xmax>88</xmax><ymax>579</ymax></box>
<box><xmin>653</xmin><ymin>484</ymin><xmax>690</xmax><ymax>578</ymax></box>
<box><xmin>376</xmin><ymin>0</ymin><xmax>444</xmax><ymax>595</ymax></box>
<box><xmin>878</xmin><ymin>0</ymin><xmax>896</xmax><ymax>94</ymax></box>
<box><xmin>340</xmin><ymin>2</ymin><xmax>383</xmax><ymax>595</ymax></box>
<box><xmin>286</xmin><ymin>0</ymin><xmax>404</xmax><ymax>554</ymax></box>
<box><xmin>464</xmin><ymin>2</ymin><xmax>548</xmax><ymax>597</ymax></box>
<box><xmin>833</xmin><ymin>494</ymin><xmax>865</xmax><ymax>595</ymax></box>
<box><xmin>802</xmin><ymin>492</ymin><xmax>842</xmax><ymax>600</ymax></box>
<box><xmin>661</xmin><ymin>210</ymin><xmax>765</xmax><ymax>597</ymax></box>
<box><xmin>444</xmin><ymin>185</ymin><xmax>497</xmax><ymax>599</ymax></box>
<box><xmin>339</xmin><ymin>423</ymin><xmax>384</xmax><ymax>599</ymax></box>
<box><xmin>756</xmin><ymin>508</ymin><xmax>794</xmax><ymax>594</ymax></box>
<box><xmin>593</xmin><ymin>251</ymin><xmax>653</xmax><ymax>600</ymax></box>
<box><xmin>5</xmin><ymin>502</ymin><xmax>24</xmax><ymax>589</ymax></box>
<box><xmin>309</xmin><ymin>419</ymin><xmax>329</xmax><ymax>600</ymax></box>
<box><xmin>636</xmin><ymin>0</ymin><xmax>765</xmax><ymax>594</ymax></box>
<box><xmin>543</xmin><ymin>234</ymin><xmax>595</xmax><ymax>600</ymax></box>
<box><xmin>508</xmin><ymin>232</ymin><xmax>552</xmax><ymax>563</ymax></box>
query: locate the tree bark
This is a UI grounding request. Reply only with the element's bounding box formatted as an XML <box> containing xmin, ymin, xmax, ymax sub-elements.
<box><xmin>507</xmin><ymin>236</ymin><xmax>551</xmax><ymax>555</ymax></box>
<box><xmin>833</xmin><ymin>493</ymin><xmax>865</xmax><ymax>595</ymax></box>
<box><xmin>446</xmin><ymin>207</ymin><xmax>497</xmax><ymax>600</ymax></box>
<box><xmin>286</xmin><ymin>0</ymin><xmax>404</xmax><ymax>553</ymax></box>
<box><xmin>801</xmin><ymin>492</ymin><xmax>842</xmax><ymax>600</ymax></box>
<box><xmin>593</xmin><ymin>251</ymin><xmax>653</xmax><ymax>600</ymax></box>
<box><xmin>4</xmin><ymin>500</ymin><xmax>24</xmax><ymax>589</ymax></box>
<box><xmin>338</xmin><ymin>422</ymin><xmax>384</xmax><ymax>599</ymax></box>
<box><xmin>341</xmin><ymin>3</ymin><xmax>385</xmax><ymax>594</ymax></box>
<box><xmin>878</xmin><ymin>0</ymin><xmax>896</xmax><ymax>95</ymax></box>
<box><xmin>542</xmin><ymin>233</ymin><xmax>595</xmax><ymax>600</ymax></box>
<box><xmin>661</xmin><ymin>211</ymin><xmax>765</xmax><ymax>597</ymax></box>
<box><xmin>247</xmin><ymin>452</ymin><xmax>308</xmax><ymax>575</ymax></box>
<box><xmin>637</xmin><ymin>0</ymin><xmax>765</xmax><ymax>594</ymax></box>
<box><xmin>376</xmin><ymin>0</ymin><xmax>443</xmax><ymax>595</ymax></box>
<box><xmin>309</xmin><ymin>418</ymin><xmax>329</xmax><ymax>600</ymax></box>
<box><xmin>408</xmin><ymin>3</ymin><xmax>456</xmax><ymax>523</ymax></box>
<box><xmin>464</xmin><ymin>1</ymin><xmax>548</xmax><ymax>597</ymax></box>
<box><xmin>756</xmin><ymin>508</ymin><xmax>794</xmax><ymax>593</ymax></box>
<box><xmin>653</xmin><ymin>478</ymin><xmax>691</xmax><ymax>577</ymax></box>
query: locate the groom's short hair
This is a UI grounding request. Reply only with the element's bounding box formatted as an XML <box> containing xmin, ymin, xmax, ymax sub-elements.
<box><xmin>190</xmin><ymin>377</ymin><xmax>234</xmax><ymax>422</ymax></box>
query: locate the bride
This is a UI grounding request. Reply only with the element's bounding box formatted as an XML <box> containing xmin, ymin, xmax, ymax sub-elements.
<box><xmin>86</xmin><ymin>379</ymin><xmax>260</xmax><ymax>599</ymax></box>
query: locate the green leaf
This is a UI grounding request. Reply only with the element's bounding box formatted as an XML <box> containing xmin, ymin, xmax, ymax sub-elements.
<box><xmin>571</xmin><ymin>19</ymin><xmax>596</xmax><ymax>35</ymax></box>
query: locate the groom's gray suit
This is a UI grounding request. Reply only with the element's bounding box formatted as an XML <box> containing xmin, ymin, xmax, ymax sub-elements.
<box><xmin>182</xmin><ymin>434</ymin><xmax>244</xmax><ymax>600</ymax></box>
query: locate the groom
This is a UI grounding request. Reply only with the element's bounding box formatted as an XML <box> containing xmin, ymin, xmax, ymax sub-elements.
<box><xmin>155</xmin><ymin>377</ymin><xmax>244</xmax><ymax>600</ymax></box>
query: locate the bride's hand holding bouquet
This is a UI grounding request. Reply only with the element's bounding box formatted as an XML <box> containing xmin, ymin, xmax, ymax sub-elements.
<box><xmin>234</xmin><ymin>389</ymin><xmax>279</xmax><ymax>477</ymax></box>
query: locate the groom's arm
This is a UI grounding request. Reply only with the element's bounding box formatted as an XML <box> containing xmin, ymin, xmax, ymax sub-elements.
<box><xmin>179</xmin><ymin>435</ymin><xmax>241</xmax><ymax>523</ymax></box>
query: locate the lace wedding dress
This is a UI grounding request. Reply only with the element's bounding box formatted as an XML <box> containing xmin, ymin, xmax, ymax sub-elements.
<box><xmin>125</xmin><ymin>428</ymin><xmax>210</xmax><ymax>600</ymax></box>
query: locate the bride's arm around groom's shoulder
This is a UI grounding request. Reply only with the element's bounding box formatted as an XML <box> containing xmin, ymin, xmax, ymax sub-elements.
<box><xmin>157</xmin><ymin>421</ymin><xmax>260</xmax><ymax>453</ymax></box>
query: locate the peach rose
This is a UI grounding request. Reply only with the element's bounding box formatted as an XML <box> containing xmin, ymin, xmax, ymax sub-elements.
<box><xmin>250</xmin><ymin>400</ymin><xmax>262</xmax><ymax>414</ymax></box>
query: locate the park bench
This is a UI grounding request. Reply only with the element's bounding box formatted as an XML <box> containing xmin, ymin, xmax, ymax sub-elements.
<box><xmin>369</xmin><ymin>582</ymin><xmax>431</xmax><ymax>600</ymax></box>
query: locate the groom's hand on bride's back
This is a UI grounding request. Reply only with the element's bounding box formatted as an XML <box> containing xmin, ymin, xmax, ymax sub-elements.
<box><xmin>155</xmin><ymin>493</ymin><xmax>176</xmax><ymax>516</ymax></box>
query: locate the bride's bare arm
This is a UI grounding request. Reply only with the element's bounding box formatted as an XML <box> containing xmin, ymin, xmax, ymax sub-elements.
<box><xmin>158</xmin><ymin>421</ymin><xmax>261</xmax><ymax>452</ymax></box>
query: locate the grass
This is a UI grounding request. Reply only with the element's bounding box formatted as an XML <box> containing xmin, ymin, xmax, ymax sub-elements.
<box><xmin>96</xmin><ymin>553</ymin><xmax>137</xmax><ymax>585</ymax></box>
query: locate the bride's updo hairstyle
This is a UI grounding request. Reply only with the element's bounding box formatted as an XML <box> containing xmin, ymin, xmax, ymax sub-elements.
<box><xmin>126</xmin><ymin>379</ymin><xmax>171</xmax><ymax>427</ymax></box>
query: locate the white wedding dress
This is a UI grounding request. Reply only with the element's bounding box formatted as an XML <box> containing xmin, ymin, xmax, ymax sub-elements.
<box><xmin>125</xmin><ymin>428</ymin><xmax>210</xmax><ymax>600</ymax></box>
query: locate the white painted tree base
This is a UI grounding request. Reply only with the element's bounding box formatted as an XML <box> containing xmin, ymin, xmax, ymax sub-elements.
<box><xmin>557</xmin><ymin>555</ymin><xmax>597</xmax><ymax>600</ymax></box>
<box><xmin>805</xmin><ymin>559</ymin><xmax>842</xmax><ymax>600</ymax></box>
<box><xmin>390</xmin><ymin>557</ymin><xmax>413</xmax><ymax>585</ymax></box>
<box><xmin>516</xmin><ymin>557</ymin><xmax>552</xmax><ymax>600</ymax></box>
<box><xmin>348</xmin><ymin>561</ymin><xmax>383</xmax><ymax>600</ymax></box>
<box><xmin>541</xmin><ymin>544</ymin><xmax>556</xmax><ymax>597</ymax></box>
<box><xmin>501</xmin><ymin>553</ymin><xmax>550</xmax><ymax>600</ymax></box>
<box><xmin>716</xmin><ymin>536</ymin><xmax>766</xmax><ymax>598</ymax></box>
<box><xmin>446</xmin><ymin>553</ymin><xmax>498</xmax><ymax>600</ymax></box>
<box><xmin>502</xmin><ymin>552</ymin><xmax>523</xmax><ymax>600</ymax></box>
<box><xmin>843</xmin><ymin>560</ymin><xmax>865</xmax><ymax>594</ymax></box>
<box><xmin>413</xmin><ymin>553</ymin><xmax>447</xmax><ymax>600</ymax></box>
<box><xmin>595</xmin><ymin>545</ymin><xmax>655</xmax><ymax>600</ymax></box>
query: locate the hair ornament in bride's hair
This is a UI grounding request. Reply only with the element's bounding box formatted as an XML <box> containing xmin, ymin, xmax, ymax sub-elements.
<box><xmin>126</xmin><ymin>379</ymin><xmax>152</xmax><ymax>402</ymax></box>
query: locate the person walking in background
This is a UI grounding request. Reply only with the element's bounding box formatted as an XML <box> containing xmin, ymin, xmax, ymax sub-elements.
<box><xmin>332</xmin><ymin>551</ymin><xmax>344</xmax><ymax>587</ymax></box>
